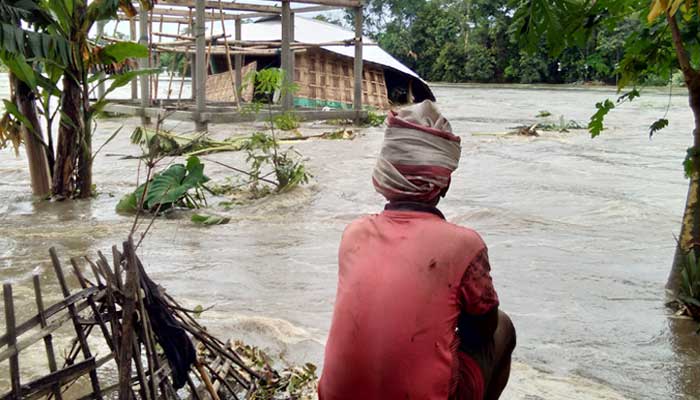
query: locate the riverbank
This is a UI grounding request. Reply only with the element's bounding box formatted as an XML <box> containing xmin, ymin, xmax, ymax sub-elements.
<box><xmin>2</xmin><ymin>83</ymin><xmax>700</xmax><ymax>399</ymax></box>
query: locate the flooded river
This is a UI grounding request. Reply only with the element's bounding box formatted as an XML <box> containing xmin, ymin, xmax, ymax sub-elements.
<box><xmin>1</xmin><ymin>74</ymin><xmax>699</xmax><ymax>399</ymax></box>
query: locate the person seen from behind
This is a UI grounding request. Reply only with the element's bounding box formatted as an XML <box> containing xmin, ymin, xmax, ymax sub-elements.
<box><xmin>319</xmin><ymin>100</ymin><xmax>516</xmax><ymax>400</ymax></box>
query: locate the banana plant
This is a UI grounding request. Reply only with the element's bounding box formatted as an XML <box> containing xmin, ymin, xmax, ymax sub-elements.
<box><xmin>0</xmin><ymin>0</ymin><xmax>155</xmax><ymax>199</ymax></box>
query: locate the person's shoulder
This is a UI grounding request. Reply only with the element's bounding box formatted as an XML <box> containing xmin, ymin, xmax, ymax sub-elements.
<box><xmin>441</xmin><ymin>220</ymin><xmax>486</xmax><ymax>248</ymax></box>
<box><xmin>342</xmin><ymin>214</ymin><xmax>378</xmax><ymax>237</ymax></box>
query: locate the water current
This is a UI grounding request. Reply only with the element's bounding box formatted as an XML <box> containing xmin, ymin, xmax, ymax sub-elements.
<box><xmin>1</xmin><ymin>74</ymin><xmax>699</xmax><ymax>399</ymax></box>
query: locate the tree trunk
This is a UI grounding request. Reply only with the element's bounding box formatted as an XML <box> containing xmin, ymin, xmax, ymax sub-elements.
<box><xmin>51</xmin><ymin>71</ymin><xmax>83</xmax><ymax>199</ymax></box>
<box><xmin>76</xmin><ymin>67</ymin><xmax>92</xmax><ymax>199</ymax></box>
<box><xmin>11</xmin><ymin>75</ymin><xmax>51</xmax><ymax>197</ymax></box>
<box><xmin>668</xmin><ymin>79</ymin><xmax>700</xmax><ymax>293</ymax></box>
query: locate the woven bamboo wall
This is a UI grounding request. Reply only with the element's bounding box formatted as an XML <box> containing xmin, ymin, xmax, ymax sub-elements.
<box><xmin>294</xmin><ymin>48</ymin><xmax>390</xmax><ymax>109</ymax></box>
<box><xmin>206</xmin><ymin>61</ymin><xmax>257</xmax><ymax>103</ymax></box>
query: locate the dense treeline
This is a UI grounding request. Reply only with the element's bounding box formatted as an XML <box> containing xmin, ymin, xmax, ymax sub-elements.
<box><xmin>330</xmin><ymin>0</ymin><xmax>668</xmax><ymax>85</ymax></box>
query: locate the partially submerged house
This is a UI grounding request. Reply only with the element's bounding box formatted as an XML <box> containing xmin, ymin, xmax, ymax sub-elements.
<box><xmin>206</xmin><ymin>17</ymin><xmax>435</xmax><ymax>109</ymax></box>
<box><xmin>105</xmin><ymin>0</ymin><xmax>434</xmax><ymax>130</ymax></box>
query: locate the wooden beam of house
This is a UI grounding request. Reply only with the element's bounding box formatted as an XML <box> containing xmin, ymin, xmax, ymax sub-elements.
<box><xmin>117</xmin><ymin>15</ymin><xmax>198</xmax><ymax>23</ymax></box>
<box><xmin>292</xmin><ymin>5</ymin><xmax>343</xmax><ymax>13</ymax></box>
<box><xmin>259</xmin><ymin>0</ymin><xmax>362</xmax><ymax>7</ymax></box>
<box><xmin>157</xmin><ymin>0</ymin><xmax>283</xmax><ymax>13</ymax></box>
<box><xmin>135</xmin><ymin>6</ymin><xmax>242</xmax><ymax>19</ymax></box>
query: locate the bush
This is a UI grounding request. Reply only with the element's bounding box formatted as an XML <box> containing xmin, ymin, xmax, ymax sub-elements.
<box><xmin>273</xmin><ymin>112</ymin><xmax>300</xmax><ymax>131</ymax></box>
<box><xmin>243</xmin><ymin>132</ymin><xmax>311</xmax><ymax>193</ymax></box>
<box><xmin>366</xmin><ymin>111</ymin><xmax>386</xmax><ymax>127</ymax></box>
<box><xmin>678</xmin><ymin>250</ymin><xmax>700</xmax><ymax>320</ymax></box>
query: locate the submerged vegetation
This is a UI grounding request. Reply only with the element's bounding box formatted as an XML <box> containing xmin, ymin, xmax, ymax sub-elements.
<box><xmin>116</xmin><ymin>155</ymin><xmax>209</xmax><ymax>214</ymax></box>
<box><xmin>118</xmin><ymin>68</ymin><xmax>313</xmax><ymax>217</ymax></box>
<box><xmin>678</xmin><ymin>249</ymin><xmax>700</xmax><ymax>320</ymax></box>
<box><xmin>273</xmin><ymin>112</ymin><xmax>301</xmax><ymax>132</ymax></box>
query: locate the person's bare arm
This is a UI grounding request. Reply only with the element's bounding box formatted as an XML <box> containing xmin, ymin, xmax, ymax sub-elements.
<box><xmin>458</xmin><ymin>306</ymin><xmax>498</xmax><ymax>346</ymax></box>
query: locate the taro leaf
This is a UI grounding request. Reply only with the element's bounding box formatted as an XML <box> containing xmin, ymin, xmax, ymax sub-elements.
<box><xmin>649</xmin><ymin>118</ymin><xmax>669</xmax><ymax>138</ymax></box>
<box><xmin>145</xmin><ymin>163</ymin><xmax>188</xmax><ymax>209</ymax></box>
<box><xmin>183</xmin><ymin>155</ymin><xmax>209</xmax><ymax>187</ymax></box>
<box><xmin>191</xmin><ymin>213</ymin><xmax>230</xmax><ymax>225</ymax></box>
<box><xmin>143</xmin><ymin>157</ymin><xmax>209</xmax><ymax>209</ymax></box>
<box><xmin>115</xmin><ymin>192</ymin><xmax>138</xmax><ymax>213</ymax></box>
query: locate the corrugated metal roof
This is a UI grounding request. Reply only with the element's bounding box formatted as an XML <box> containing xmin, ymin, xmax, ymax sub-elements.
<box><xmin>227</xmin><ymin>17</ymin><xmax>423</xmax><ymax>81</ymax></box>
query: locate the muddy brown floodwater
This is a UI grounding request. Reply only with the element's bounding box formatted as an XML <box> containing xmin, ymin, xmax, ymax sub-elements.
<box><xmin>1</xmin><ymin>74</ymin><xmax>700</xmax><ymax>399</ymax></box>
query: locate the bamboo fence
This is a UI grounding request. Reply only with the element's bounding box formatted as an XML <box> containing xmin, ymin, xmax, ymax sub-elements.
<box><xmin>0</xmin><ymin>237</ymin><xmax>266</xmax><ymax>400</ymax></box>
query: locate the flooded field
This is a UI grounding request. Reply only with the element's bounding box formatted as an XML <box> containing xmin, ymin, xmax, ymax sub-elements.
<box><xmin>1</xmin><ymin>74</ymin><xmax>699</xmax><ymax>399</ymax></box>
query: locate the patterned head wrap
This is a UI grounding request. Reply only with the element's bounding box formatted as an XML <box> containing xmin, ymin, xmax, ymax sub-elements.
<box><xmin>372</xmin><ymin>100</ymin><xmax>461</xmax><ymax>202</ymax></box>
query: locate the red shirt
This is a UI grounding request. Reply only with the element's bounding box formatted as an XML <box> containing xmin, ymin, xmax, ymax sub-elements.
<box><xmin>319</xmin><ymin>207</ymin><xmax>499</xmax><ymax>400</ymax></box>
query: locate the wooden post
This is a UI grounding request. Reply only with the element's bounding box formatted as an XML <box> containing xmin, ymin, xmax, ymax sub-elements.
<box><xmin>33</xmin><ymin>275</ymin><xmax>63</xmax><ymax>400</ymax></box>
<box><xmin>234</xmin><ymin>18</ymin><xmax>243</xmax><ymax>96</ymax></box>
<box><xmin>50</xmin><ymin>247</ymin><xmax>103</xmax><ymax>399</ymax></box>
<box><xmin>130</xmin><ymin>19</ymin><xmax>138</xmax><ymax>100</ymax></box>
<box><xmin>353</xmin><ymin>6</ymin><xmax>363</xmax><ymax>124</ymax></box>
<box><xmin>290</xmin><ymin>11</ymin><xmax>295</xmax><ymax>93</ymax></box>
<box><xmin>4</xmin><ymin>283</ymin><xmax>20</xmax><ymax>399</ymax></box>
<box><xmin>281</xmin><ymin>0</ymin><xmax>293</xmax><ymax>110</ymax></box>
<box><xmin>96</xmin><ymin>20</ymin><xmax>106</xmax><ymax>100</ymax></box>
<box><xmin>118</xmin><ymin>239</ymin><xmax>138</xmax><ymax>400</ymax></box>
<box><xmin>195</xmin><ymin>0</ymin><xmax>207</xmax><ymax>131</ymax></box>
<box><xmin>139</xmin><ymin>11</ymin><xmax>151</xmax><ymax>125</ymax></box>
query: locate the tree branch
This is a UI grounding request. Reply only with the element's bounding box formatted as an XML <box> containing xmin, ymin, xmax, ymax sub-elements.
<box><xmin>666</xmin><ymin>11</ymin><xmax>697</xmax><ymax>80</ymax></box>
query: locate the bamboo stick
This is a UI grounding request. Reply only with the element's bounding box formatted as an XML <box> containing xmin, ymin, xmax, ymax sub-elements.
<box><xmin>49</xmin><ymin>247</ymin><xmax>103</xmax><ymax>399</ymax></box>
<box><xmin>196</xmin><ymin>361</ymin><xmax>221</xmax><ymax>400</ymax></box>
<box><xmin>110</xmin><ymin>246</ymin><xmax>123</xmax><ymax>291</ymax></box>
<box><xmin>0</xmin><ymin>286</ymin><xmax>98</xmax><ymax>348</ymax></box>
<box><xmin>32</xmin><ymin>275</ymin><xmax>62</xmax><ymax>400</ymax></box>
<box><xmin>3</xmin><ymin>283</ymin><xmax>20</xmax><ymax>399</ymax></box>
<box><xmin>218</xmin><ymin>0</ymin><xmax>242</xmax><ymax>109</ymax></box>
<box><xmin>117</xmin><ymin>239</ymin><xmax>139</xmax><ymax>400</ymax></box>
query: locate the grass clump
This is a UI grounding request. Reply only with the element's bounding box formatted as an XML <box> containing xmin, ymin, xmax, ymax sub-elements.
<box><xmin>273</xmin><ymin>112</ymin><xmax>300</xmax><ymax>131</ymax></box>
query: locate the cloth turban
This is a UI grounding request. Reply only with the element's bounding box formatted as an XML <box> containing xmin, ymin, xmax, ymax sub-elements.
<box><xmin>372</xmin><ymin>100</ymin><xmax>462</xmax><ymax>202</ymax></box>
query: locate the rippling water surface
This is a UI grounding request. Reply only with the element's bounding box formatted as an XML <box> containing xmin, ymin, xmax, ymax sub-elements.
<box><xmin>1</xmin><ymin>74</ymin><xmax>699</xmax><ymax>399</ymax></box>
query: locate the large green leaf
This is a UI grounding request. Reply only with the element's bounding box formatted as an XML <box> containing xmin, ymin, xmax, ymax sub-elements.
<box><xmin>100</xmin><ymin>42</ymin><xmax>148</xmax><ymax>64</ymax></box>
<box><xmin>191</xmin><ymin>213</ymin><xmax>230</xmax><ymax>225</ymax></box>
<box><xmin>2</xmin><ymin>99</ymin><xmax>34</xmax><ymax>132</ymax></box>
<box><xmin>101</xmin><ymin>68</ymin><xmax>160</xmax><ymax>100</ymax></box>
<box><xmin>1</xmin><ymin>54</ymin><xmax>36</xmax><ymax>89</ymax></box>
<box><xmin>130</xmin><ymin>156</ymin><xmax>210</xmax><ymax>211</ymax></box>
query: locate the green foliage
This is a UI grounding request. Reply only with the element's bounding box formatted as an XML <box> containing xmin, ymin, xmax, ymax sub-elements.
<box><xmin>366</xmin><ymin>111</ymin><xmax>386</xmax><ymax>127</ymax></box>
<box><xmin>588</xmin><ymin>99</ymin><xmax>616</xmax><ymax>138</ymax></box>
<box><xmin>678</xmin><ymin>249</ymin><xmax>700</xmax><ymax>319</ymax></box>
<box><xmin>273</xmin><ymin>112</ymin><xmax>300</xmax><ymax>131</ymax></box>
<box><xmin>235</xmin><ymin>341</ymin><xmax>318</xmax><ymax>399</ymax></box>
<box><xmin>159</xmin><ymin>51</ymin><xmax>188</xmax><ymax>74</ymax></box>
<box><xmin>116</xmin><ymin>156</ymin><xmax>210</xmax><ymax>213</ymax></box>
<box><xmin>99</xmin><ymin>42</ymin><xmax>149</xmax><ymax>64</ymax></box>
<box><xmin>649</xmin><ymin>118</ymin><xmax>669</xmax><ymax>137</ymax></box>
<box><xmin>240</xmin><ymin>67</ymin><xmax>311</xmax><ymax>194</ymax></box>
<box><xmin>536</xmin><ymin>110</ymin><xmax>552</xmax><ymax>118</ymax></box>
<box><xmin>684</xmin><ymin>146</ymin><xmax>700</xmax><ymax>178</ymax></box>
<box><xmin>191</xmin><ymin>213</ymin><xmax>230</xmax><ymax>225</ymax></box>
<box><xmin>242</xmin><ymin>132</ymin><xmax>310</xmax><ymax>193</ymax></box>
